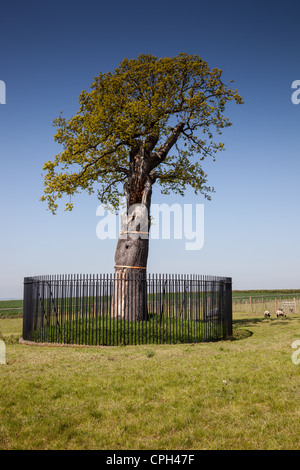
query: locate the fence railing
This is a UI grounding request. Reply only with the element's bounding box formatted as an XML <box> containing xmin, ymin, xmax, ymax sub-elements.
<box><xmin>232</xmin><ymin>293</ymin><xmax>300</xmax><ymax>315</ymax></box>
<box><xmin>22</xmin><ymin>274</ymin><xmax>232</xmax><ymax>346</ymax></box>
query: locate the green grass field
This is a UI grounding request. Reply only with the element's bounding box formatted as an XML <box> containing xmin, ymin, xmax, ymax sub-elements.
<box><xmin>0</xmin><ymin>309</ymin><xmax>299</xmax><ymax>450</ymax></box>
<box><xmin>0</xmin><ymin>300</ymin><xmax>23</xmax><ymax>318</ymax></box>
<box><xmin>232</xmin><ymin>289</ymin><xmax>300</xmax><ymax>297</ymax></box>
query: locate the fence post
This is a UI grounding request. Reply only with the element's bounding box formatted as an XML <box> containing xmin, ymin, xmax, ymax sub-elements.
<box><xmin>250</xmin><ymin>296</ymin><xmax>253</xmax><ymax>313</ymax></box>
<box><xmin>23</xmin><ymin>277</ymin><xmax>34</xmax><ymax>340</ymax></box>
<box><xmin>224</xmin><ymin>278</ymin><xmax>233</xmax><ymax>338</ymax></box>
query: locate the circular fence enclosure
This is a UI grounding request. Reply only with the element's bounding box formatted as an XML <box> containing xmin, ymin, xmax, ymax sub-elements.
<box><xmin>22</xmin><ymin>274</ymin><xmax>233</xmax><ymax>346</ymax></box>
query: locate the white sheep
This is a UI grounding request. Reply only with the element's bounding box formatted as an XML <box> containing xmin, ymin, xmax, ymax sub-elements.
<box><xmin>276</xmin><ymin>309</ymin><xmax>286</xmax><ymax>318</ymax></box>
<box><xmin>264</xmin><ymin>311</ymin><xmax>271</xmax><ymax>317</ymax></box>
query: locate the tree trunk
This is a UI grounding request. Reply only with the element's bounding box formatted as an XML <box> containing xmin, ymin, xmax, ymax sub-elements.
<box><xmin>113</xmin><ymin>263</ymin><xmax>148</xmax><ymax>322</ymax></box>
<box><xmin>113</xmin><ymin>155</ymin><xmax>153</xmax><ymax>321</ymax></box>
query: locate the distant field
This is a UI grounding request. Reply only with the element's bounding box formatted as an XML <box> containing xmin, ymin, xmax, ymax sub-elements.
<box><xmin>232</xmin><ymin>289</ymin><xmax>300</xmax><ymax>298</ymax></box>
<box><xmin>1</xmin><ymin>291</ymin><xmax>300</xmax><ymax>318</ymax></box>
<box><xmin>231</xmin><ymin>290</ymin><xmax>300</xmax><ymax>314</ymax></box>
<box><xmin>0</xmin><ymin>300</ymin><xmax>23</xmax><ymax>318</ymax></box>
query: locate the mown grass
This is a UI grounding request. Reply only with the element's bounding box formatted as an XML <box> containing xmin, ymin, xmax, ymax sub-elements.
<box><xmin>0</xmin><ymin>312</ymin><xmax>299</xmax><ymax>450</ymax></box>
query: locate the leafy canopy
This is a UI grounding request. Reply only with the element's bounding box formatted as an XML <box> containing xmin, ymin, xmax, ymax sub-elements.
<box><xmin>42</xmin><ymin>53</ymin><xmax>243</xmax><ymax>213</ymax></box>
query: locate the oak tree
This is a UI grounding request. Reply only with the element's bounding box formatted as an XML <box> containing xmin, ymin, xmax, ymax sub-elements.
<box><xmin>42</xmin><ymin>53</ymin><xmax>243</xmax><ymax>320</ymax></box>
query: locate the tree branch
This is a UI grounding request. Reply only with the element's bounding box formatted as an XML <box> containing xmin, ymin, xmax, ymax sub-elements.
<box><xmin>149</xmin><ymin>122</ymin><xmax>185</xmax><ymax>171</ymax></box>
<box><xmin>98</xmin><ymin>176</ymin><xmax>127</xmax><ymax>202</ymax></box>
<box><xmin>74</xmin><ymin>140</ymin><xmax>129</xmax><ymax>183</ymax></box>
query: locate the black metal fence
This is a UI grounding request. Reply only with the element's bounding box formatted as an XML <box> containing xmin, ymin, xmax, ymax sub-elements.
<box><xmin>23</xmin><ymin>274</ymin><xmax>232</xmax><ymax>346</ymax></box>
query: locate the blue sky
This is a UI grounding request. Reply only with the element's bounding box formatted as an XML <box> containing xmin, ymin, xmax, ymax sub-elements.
<box><xmin>1</xmin><ymin>0</ymin><xmax>300</xmax><ymax>298</ymax></box>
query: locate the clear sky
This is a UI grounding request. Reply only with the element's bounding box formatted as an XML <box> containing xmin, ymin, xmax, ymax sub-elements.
<box><xmin>1</xmin><ymin>0</ymin><xmax>300</xmax><ymax>298</ymax></box>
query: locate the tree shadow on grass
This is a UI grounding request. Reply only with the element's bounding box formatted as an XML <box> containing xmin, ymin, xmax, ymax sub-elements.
<box><xmin>227</xmin><ymin>315</ymin><xmax>298</xmax><ymax>342</ymax></box>
<box><xmin>233</xmin><ymin>315</ymin><xmax>296</xmax><ymax>329</ymax></box>
<box><xmin>226</xmin><ymin>328</ymin><xmax>253</xmax><ymax>341</ymax></box>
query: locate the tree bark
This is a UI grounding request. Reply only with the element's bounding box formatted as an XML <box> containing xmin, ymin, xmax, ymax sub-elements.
<box><xmin>113</xmin><ymin>145</ymin><xmax>153</xmax><ymax>321</ymax></box>
<box><xmin>113</xmin><ymin>223</ymin><xmax>150</xmax><ymax>321</ymax></box>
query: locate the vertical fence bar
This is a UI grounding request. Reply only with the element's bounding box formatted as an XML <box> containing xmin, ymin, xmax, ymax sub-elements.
<box><xmin>77</xmin><ymin>274</ymin><xmax>83</xmax><ymax>345</ymax></box>
<box><xmin>95</xmin><ymin>274</ymin><xmax>99</xmax><ymax>345</ymax></box>
<box><xmin>100</xmin><ymin>273</ymin><xmax>104</xmax><ymax>346</ymax></box>
<box><xmin>224</xmin><ymin>278</ymin><xmax>233</xmax><ymax>338</ymax></box>
<box><xmin>69</xmin><ymin>274</ymin><xmax>73</xmax><ymax>344</ymax></box>
<box><xmin>62</xmin><ymin>274</ymin><xmax>65</xmax><ymax>343</ymax></box>
<box><xmin>110</xmin><ymin>273</ymin><xmax>113</xmax><ymax>346</ymax></box>
<box><xmin>75</xmin><ymin>274</ymin><xmax>79</xmax><ymax>342</ymax></box>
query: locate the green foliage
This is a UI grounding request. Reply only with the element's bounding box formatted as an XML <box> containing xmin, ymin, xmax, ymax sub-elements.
<box><xmin>41</xmin><ymin>53</ymin><xmax>243</xmax><ymax>213</ymax></box>
<box><xmin>146</xmin><ymin>349</ymin><xmax>155</xmax><ymax>358</ymax></box>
